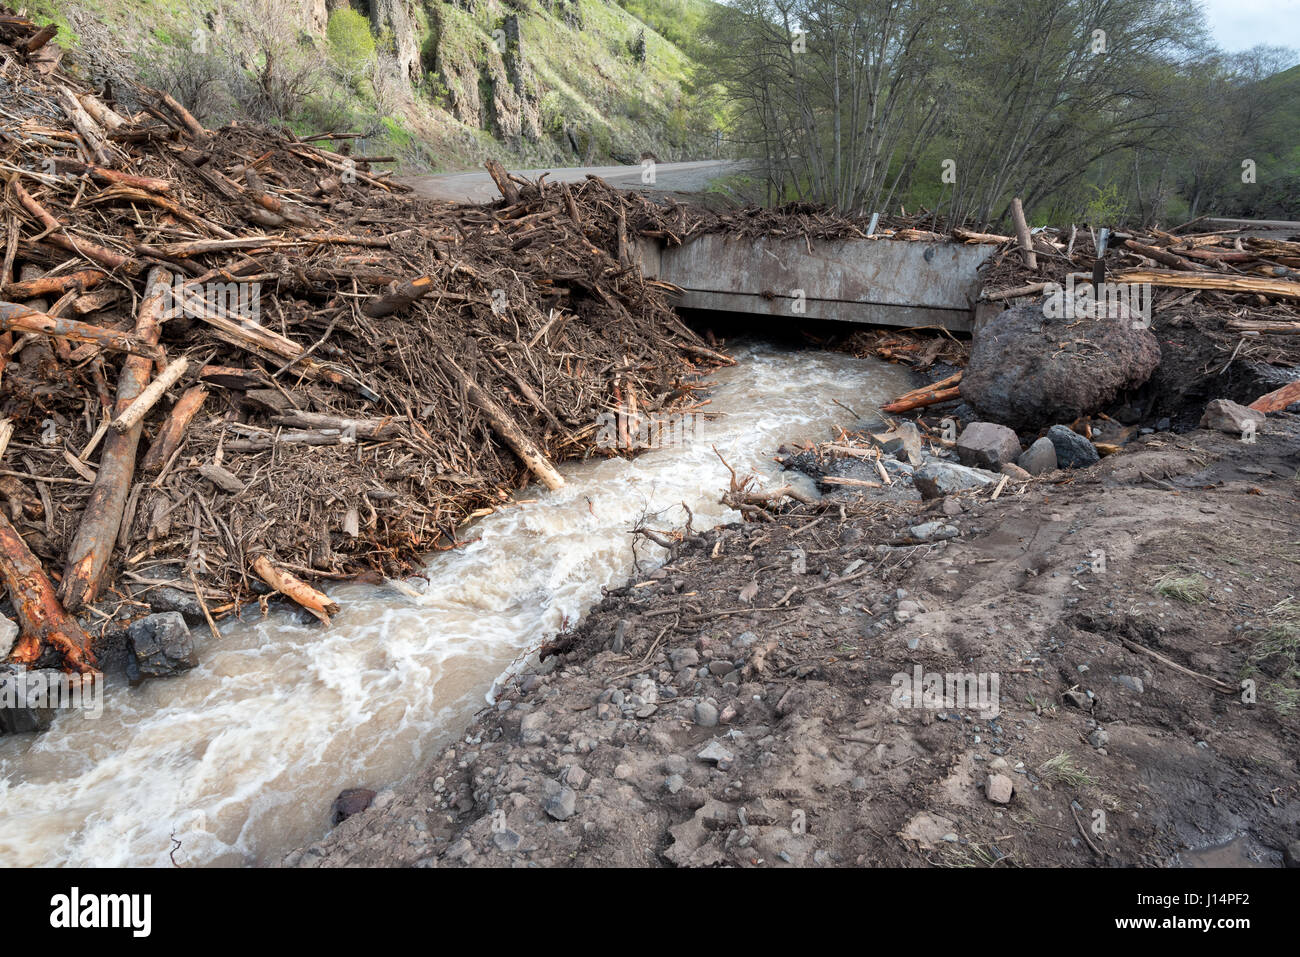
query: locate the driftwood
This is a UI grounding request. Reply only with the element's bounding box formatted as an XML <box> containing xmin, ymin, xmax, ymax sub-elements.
<box><xmin>110</xmin><ymin>356</ymin><xmax>188</xmax><ymax>434</ymax></box>
<box><xmin>440</xmin><ymin>356</ymin><xmax>565</xmax><ymax>491</ymax></box>
<box><xmin>0</xmin><ymin>510</ymin><xmax>95</xmax><ymax>673</ymax></box>
<box><xmin>2</xmin><ymin>268</ymin><xmax>106</xmax><ymax>298</ymax></box>
<box><xmin>1249</xmin><ymin>380</ymin><xmax>1300</xmax><ymax>413</ymax></box>
<box><xmin>485</xmin><ymin>158</ymin><xmax>521</xmax><ymax>205</ymax></box>
<box><xmin>1010</xmin><ymin>197</ymin><xmax>1036</xmax><ymax>271</ymax></box>
<box><xmin>251</xmin><ymin>554</ymin><xmax>339</xmax><ymax>625</ymax></box>
<box><xmin>270</xmin><ymin>411</ymin><xmax>403</xmax><ymax>439</ymax></box>
<box><xmin>141</xmin><ymin>384</ymin><xmax>207</xmax><ymax>471</ymax></box>
<box><xmin>12</xmin><ymin>180</ymin><xmax>139</xmax><ymax>274</ymax></box>
<box><xmin>59</xmin><ymin>268</ymin><xmax>168</xmax><ymax>612</ymax></box>
<box><xmin>1118</xmin><ymin>269</ymin><xmax>1300</xmax><ymax>299</ymax></box>
<box><xmin>0</xmin><ymin>301</ymin><xmax>161</xmax><ymax>357</ymax></box>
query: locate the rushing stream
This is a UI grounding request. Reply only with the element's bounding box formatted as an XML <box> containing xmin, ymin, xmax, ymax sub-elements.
<box><xmin>0</xmin><ymin>342</ymin><xmax>912</xmax><ymax>867</ymax></box>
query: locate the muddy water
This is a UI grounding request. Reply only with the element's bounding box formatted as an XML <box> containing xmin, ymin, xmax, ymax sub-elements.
<box><xmin>0</xmin><ymin>342</ymin><xmax>912</xmax><ymax>867</ymax></box>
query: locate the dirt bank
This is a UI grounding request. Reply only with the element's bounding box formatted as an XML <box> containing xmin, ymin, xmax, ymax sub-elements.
<box><xmin>287</xmin><ymin>411</ymin><xmax>1300</xmax><ymax>868</ymax></box>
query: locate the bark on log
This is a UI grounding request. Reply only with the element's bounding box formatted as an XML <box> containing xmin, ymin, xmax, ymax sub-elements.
<box><xmin>270</xmin><ymin>411</ymin><xmax>403</xmax><ymax>439</ymax></box>
<box><xmin>1117</xmin><ymin>269</ymin><xmax>1300</xmax><ymax>299</ymax></box>
<box><xmin>440</xmin><ymin>356</ymin><xmax>565</xmax><ymax>490</ymax></box>
<box><xmin>251</xmin><ymin>554</ymin><xmax>339</xmax><ymax>625</ymax></box>
<box><xmin>485</xmin><ymin>158</ymin><xmax>520</xmax><ymax>205</ymax></box>
<box><xmin>363</xmin><ymin>275</ymin><xmax>434</xmax><ymax>317</ymax></box>
<box><xmin>0</xmin><ymin>510</ymin><xmax>95</xmax><ymax>672</ymax></box>
<box><xmin>881</xmin><ymin>386</ymin><xmax>961</xmax><ymax>413</ymax></box>
<box><xmin>0</xmin><ymin>301</ymin><xmax>161</xmax><ymax>358</ymax></box>
<box><xmin>59</xmin><ymin>268</ymin><xmax>169</xmax><ymax>612</ymax></box>
<box><xmin>2</xmin><ymin>268</ymin><xmax>106</xmax><ymax>299</ymax></box>
<box><xmin>141</xmin><ymin>384</ymin><xmax>207</xmax><ymax>471</ymax></box>
<box><xmin>1249</xmin><ymin>380</ymin><xmax>1300</xmax><ymax>413</ymax></box>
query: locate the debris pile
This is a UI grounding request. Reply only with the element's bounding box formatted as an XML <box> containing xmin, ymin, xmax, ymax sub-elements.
<box><xmin>0</xmin><ymin>12</ymin><xmax>725</xmax><ymax>673</ymax></box>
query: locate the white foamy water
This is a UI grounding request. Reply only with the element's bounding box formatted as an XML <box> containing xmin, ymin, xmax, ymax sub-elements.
<box><xmin>0</xmin><ymin>342</ymin><xmax>911</xmax><ymax>866</ymax></box>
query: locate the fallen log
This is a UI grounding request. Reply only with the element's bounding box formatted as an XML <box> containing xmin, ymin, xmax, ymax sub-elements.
<box><xmin>251</xmin><ymin>554</ymin><xmax>339</xmax><ymax>625</ymax></box>
<box><xmin>1248</xmin><ymin>380</ymin><xmax>1300</xmax><ymax>413</ymax></box>
<box><xmin>0</xmin><ymin>510</ymin><xmax>96</xmax><ymax>673</ymax></box>
<box><xmin>1121</xmin><ymin>239</ymin><xmax>1203</xmax><ymax>271</ymax></box>
<box><xmin>1225</xmin><ymin>318</ymin><xmax>1300</xmax><ymax>334</ymax></box>
<box><xmin>439</xmin><ymin>356</ymin><xmax>565</xmax><ymax>491</ymax></box>
<box><xmin>141</xmin><ymin>384</ymin><xmax>207</xmax><ymax>471</ymax></box>
<box><xmin>953</xmin><ymin>227</ymin><xmax>1014</xmax><ymax>244</ymax></box>
<box><xmin>1117</xmin><ymin>269</ymin><xmax>1300</xmax><ymax>299</ymax></box>
<box><xmin>0</xmin><ymin>301</ymin><xmax>161</xmax><ymax>358</ymax></box>
<box><xmin>59</xmin><ymin>268</ymin><xmax>169</xmax><ymax>612</ymax></box>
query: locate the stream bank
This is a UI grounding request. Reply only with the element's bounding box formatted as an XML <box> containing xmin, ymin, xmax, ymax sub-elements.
<box><xmin>293</xmin><ymin>411</ymin><xmax>1300</xmax><ymax>867</ymax></box>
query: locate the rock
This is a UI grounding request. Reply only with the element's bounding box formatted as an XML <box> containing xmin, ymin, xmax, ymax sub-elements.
<box><xmin>126</xmin><ymin>612</ymin><xmax>198</xmax><ymax>683</ymax></box>
<box><xmin>912</xmin><ymin>461</ymin><xmax>999</xmax><ymax>499</ymax></box>
<box><xmin>520</xmin><ymin>710</ymin><xmax>547</xmax><ymax>744</ymax></box>
<box><xmin>1062</xmin><ymin>690</ymin><xmax>1091</xmax><ymax>709</ymax></box>
<box><xmin>955</xmin><ymin>421</ymin><xmax>1022</xmax><ymax>471</ymax></box>
<box><xmin>143</xmin><ymin>585</ymin><xmax>207</xmax><ymax>625</ymax></box>
<box><xmin>941</xmin><ymin>497</ymin><xmax>964</xmax><ymax>517</ymax></box>
<box><xmin>1018</xmin><ymin>436</ymin><xmax>1058</xmax><ymax>475</ymax></box>
<box><xmin>0</xmin><ymin>615</ymin><xmax>16</xmax><ymax>660</ymax></box>
<box><xmin>330</xmin><ymin>788</ymin><xmax>376</xmax><ymax>825</ymax></box>
<box><xmin>1047</xmin><ymin>425</ymin><xmax>1100</xmax><ymax>469</ymax></box>
<box><xmin>986</xmin><ymin>773</ymin><xmax>1014</xmax><ymax>804</ymax></box>
<box><xmin>0</xmin><ymin>665</ymin><xmax>60</xmax><ymax>734</ymax></box>
<box><xmin>563</xmin><ymin>765</ymin><xmax>589</xmax><ymax>790</ymax></box>
<box><xmin>492</xmin><ymin>828</ymin><xmax>522</xmax><ymax>852</ymax></box>
<box><xmin>1087</xmin><ymin>727</ymin><xmax>1110</xmax><ymax>749</ymax></box>
<box><xmin>960</xmin><ymin>301</ymin><xmax>1161</xmax><ymax>430</ymax></box>
<box><xmin>693</xmin><ymin>701</ymin><xmax>719</xmax><ymax>727</ymax></box>
<box><xmin>664</xmin><ymin>773</ymin><xmax>685</xmax><ymax>794</ymax></box>
<box><xmin>697</xmin><ymin>740</ymin><xmax>734</xmax><ymax>764</ymax></box>
<box><xmin>1199</xmin><ymin>399</ymin><xmax>1265</xmax><ymax>435</ymax></box>
<box><xmin>1116</xmin><ymin>675</ymin><xmax>1145</xmax><ymax>694</ymax></box>
<box><xmin>907</xmin><ymin>521</ymin><xmax>959</xmax><ymax>542</ymax></box>
<box><xmin>544</xmin><ymin>786</ymin><xmax>577</xmax><ymax>821</ymax></box>
<box><xmin>1000</xmin><ymin>462</ymin><xmax>1031</xmax><ymax>480</ymax></box>
<box><xmin>668</xmin><ymin>647</ymin><xmax>699</xmax><ymax>671</ymax></box>
<box><xmin>893</xmin><ymin>420</ymin><xmax>923</xmax><ymax>465</ymax></box>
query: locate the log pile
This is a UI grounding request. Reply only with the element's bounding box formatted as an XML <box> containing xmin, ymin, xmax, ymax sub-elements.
<box><xmin>0</xmin><ymin>12</ymin><xmax>724</xmax><ymax>669</ymax></box>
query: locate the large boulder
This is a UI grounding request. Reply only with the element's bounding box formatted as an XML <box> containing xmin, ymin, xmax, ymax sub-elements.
<box><xmin>1018</xmin><ymin>436</ymin><xmax>1058</xmax><ymax>475</ymax></box>
<box><xmin>955</xmin><ymin>422</ymin><xmax>1022</xmax><ymax>470</ymax></box>
<box><xmin>960</xmin><ymin>301</ymin><xmax>1161</xmax><ymax>430</ymax></box>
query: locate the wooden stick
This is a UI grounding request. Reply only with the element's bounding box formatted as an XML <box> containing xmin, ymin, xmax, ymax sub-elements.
<box><xmin>110</xmin><ymin>356</ymin><xmax>188</xmax><ymax>434</ymax></box>
<box><xmin>59</xmin><ymin>268</ymin><xmax>169</xmax><ymax>612</ymax></box>
<box><xmin>362</xmin><ymin>275</ymin><xmax>434</xmax><ymax>318</ymax></box>
<box><xmin>982</xmin><ymin>282</ymin><xmax>1046</xmax><ymax>302</ymax></box>
<box><xmin>0</xmin><ymin>510</ymin><xmax>96</xmax><ymax>673</ymax></box>
<box><xmin>2</xmin><ymin>268</ymin><xmax>106</xmax><ymax>299</ymax></box>
<box><xmin>0</xmin><ymin>301</ymin><xmax>161</xmax><ymax>358</ymax></box>
<box><xmin>440</xmin><ymin>356</ymin><xmax>565</xmax><ymax>491</ymax></box>
<box><xmin>881</xmin><ymin>386</ymin><xmax>961</xmax><ymax>413</ymax></box>
<box><xmin>252</xmin><ymin>555</ymin><xmax>339</xmax><ymax>625</ymax></box>
<box><xmin>141</xmin><ymin>385</ymin><xmax>207</xmax><ymax>471</ymax></box>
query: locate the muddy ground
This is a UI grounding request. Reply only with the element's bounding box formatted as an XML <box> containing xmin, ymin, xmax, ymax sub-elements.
<box><xmin>287</xmin><ymin>409</ymin><xmax>1300</xmax><ymax>868</ymax></box>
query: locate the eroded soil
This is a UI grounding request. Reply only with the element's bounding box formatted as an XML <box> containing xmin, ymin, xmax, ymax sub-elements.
<box><xmin>289</xmin><ymin>416</ymin><xmax>1300</xmax><ymax>868</ymax></box>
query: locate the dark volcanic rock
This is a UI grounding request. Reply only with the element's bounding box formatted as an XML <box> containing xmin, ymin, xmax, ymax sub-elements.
<box><xmin>126</xmin><ymin>612</ymin><xmax>198</xmax><ymax>683</ymax></box>
<box><xmin>332</xmin><ymin>788</ymin><xmax>377</xmax><ymax>825</ymax></box>
<box><xmin>960</xmin><ymin>302</ymin><xmax>1160</xmax><ymax>430</ymax></box>
<box><xmin>1047</xmin><ymin>425</ymin><xmax>1100</xmax><ymax>469</ymax></box>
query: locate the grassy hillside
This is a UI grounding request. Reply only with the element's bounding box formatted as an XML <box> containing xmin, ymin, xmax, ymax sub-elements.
<box><xmin>22</xmin><ymin>0</ymin><xmax>723</xmax><ymax>172</ymax></box>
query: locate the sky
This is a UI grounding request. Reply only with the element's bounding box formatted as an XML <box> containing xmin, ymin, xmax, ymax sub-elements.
<box><xmin>1199</xmin><ymin>0</ymin><xmax>1300</xmax><ymax>55</ymax></box>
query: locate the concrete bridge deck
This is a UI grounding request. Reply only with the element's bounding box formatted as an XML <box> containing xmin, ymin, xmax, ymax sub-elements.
<box><xmin>637</xmin><ymin>233</ymin><xmax>994</xmax><ymax>332</ymax></box>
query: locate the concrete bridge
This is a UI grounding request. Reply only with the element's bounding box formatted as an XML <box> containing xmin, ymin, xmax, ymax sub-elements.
<box><xmin>636</xmin><ymin>233</ymin><xmax>995</xmax><ymax>332</ymax></box>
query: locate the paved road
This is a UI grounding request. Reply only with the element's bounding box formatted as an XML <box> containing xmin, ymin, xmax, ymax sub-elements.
<box><xmin>400</xmin><ymin>159</ymin><xmax>746</xmax><ymax>203</ymax></box>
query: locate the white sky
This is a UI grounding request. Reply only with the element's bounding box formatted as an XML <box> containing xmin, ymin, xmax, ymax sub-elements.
<box><xmin>1199</xmin><ymin>0</ymin><xmax>1300</xmax><ymax>55</ymax></box>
